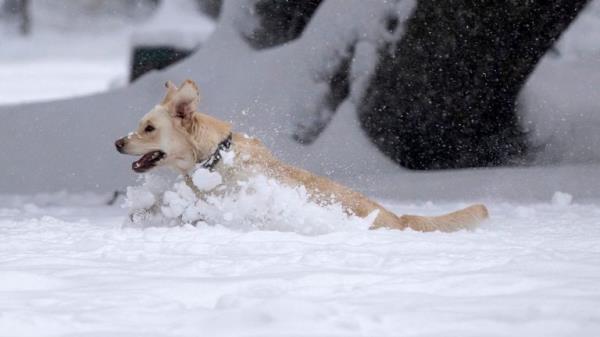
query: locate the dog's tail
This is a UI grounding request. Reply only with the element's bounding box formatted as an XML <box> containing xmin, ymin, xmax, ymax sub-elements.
<box><xmin>371</xmin><ymin>204</ymin><xmax>489</xmax><ymax>232</ymax></box>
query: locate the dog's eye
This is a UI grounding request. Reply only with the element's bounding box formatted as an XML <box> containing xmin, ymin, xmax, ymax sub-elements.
<box><xmin>144</xmin><ymin>125</ymin><xmax>155</xmax><ymax>133</ymax></box>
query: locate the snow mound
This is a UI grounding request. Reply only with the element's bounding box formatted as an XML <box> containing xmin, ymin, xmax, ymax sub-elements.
<box><xmin>125</xmin><ymin>168</ymin><xmax>375</xmax><ymax>235</ymax></box>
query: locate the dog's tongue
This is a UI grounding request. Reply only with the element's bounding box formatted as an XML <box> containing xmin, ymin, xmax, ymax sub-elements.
<box><xmin>132</xmin><ymin>150</ymin><xmax>165</xmax><ymax>173</ymax></box>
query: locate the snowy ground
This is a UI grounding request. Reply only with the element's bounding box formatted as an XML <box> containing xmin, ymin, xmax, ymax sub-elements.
<box><xmin>0</xmin><ymin>0</ymin><xmax>214</xmax><ymax>105</ymax></box>
<box><xmin>0</xmin><ymin>32</ymin><xmax>129</xmax><ymax>105</ymax></box>
<box><xmin>1</xmin><ymin>194</ymin><xmax>599</xmax><ymax>337</ymax></box>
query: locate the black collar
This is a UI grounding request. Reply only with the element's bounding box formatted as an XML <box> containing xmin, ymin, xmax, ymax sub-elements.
<box><xmin>198</xmin><ymin>133</ymin><xmax>233</xmax><ymax>171</ymax></box>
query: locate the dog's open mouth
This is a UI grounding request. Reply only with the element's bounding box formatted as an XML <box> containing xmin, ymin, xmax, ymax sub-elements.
<box><xmin>132</xmin><ymin>150</ymin><xmax>166</xmax><ymax>173</ymax></box>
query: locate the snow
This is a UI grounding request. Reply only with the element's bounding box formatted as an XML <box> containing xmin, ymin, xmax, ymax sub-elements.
<box><xmin>0</xmin><ymin>32</ymin><xmax>129</xmax><ymax>105</ymax></box>
<box><xmin>552</xmin><ymin>191</ymin><xmax>574</xmax><ymax>207</ymax></box>
<box><xmin>191</xmin><ymin>169</ymin><xmax>223</xmax><ymax>191</ymax></box>
<box><xmin>520</xmin><ymin>57</ymin><xmax>600</xmax><ymax>164</ymax></box>
<box><xmin>126</xmin><ymin>170</ymin><xmax>377</xmax><ymax>235</ymax></box>
<box><xmin>1</xmin><ymin>2</ymin><xmax>600</xmax><ymax>334</ymax></box>
<box><xmin>131</xmin><ymin>0</ymin><xmax>215</xmax><ymax>49</ymax></box>
<box><xmin>0</xmin><ymin>0</ymin><xmax>215</xmax><ymax>105</ymax></box>
<box><xmin>518</xmin><ymin>0</ymin><xmax>600</xmax><ymax>164</ymax></box>
<box><xmin>552</xmin><ymin>0</ymin><xmax>600</xmax><ymax>59</ymax></box>
<box><xmin>1</xmin><ymin>195</ymin><xmax>600</xmax><ymax>336</ymax></box>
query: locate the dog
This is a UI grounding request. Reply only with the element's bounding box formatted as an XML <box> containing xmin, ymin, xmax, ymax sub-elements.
<box><xmin>115</xmin><ymin>79</ymin><xmax>488</xmax><ymax>232</ymax></box>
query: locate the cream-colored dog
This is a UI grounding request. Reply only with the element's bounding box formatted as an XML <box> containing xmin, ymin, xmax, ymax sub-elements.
<box><xmin>115</xmin><ymin>80</ymin><xmax>488</xmax><ymax>231</ymax></box>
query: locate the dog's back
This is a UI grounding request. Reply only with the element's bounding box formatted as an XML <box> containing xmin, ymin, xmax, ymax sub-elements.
<box><xmin>231</xmin><ymin>136</ymin><xmax>489</xmax><ymax>232</ymax></box>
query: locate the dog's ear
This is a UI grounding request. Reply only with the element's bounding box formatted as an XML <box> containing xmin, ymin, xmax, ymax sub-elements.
<box><xmin>169</xmin><ymin>79</ymin><xmax>200</xmax><ymax>120</ymax></box>
<box><xmin>161</xmin><ymin>80</ymin><xmax>178</xmax><ymax>105</ymax></box>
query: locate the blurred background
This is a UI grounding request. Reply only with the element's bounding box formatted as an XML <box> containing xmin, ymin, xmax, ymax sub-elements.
<box><xmin>1</xmin><ymin>0</ymin><xmax>599</xmax><ymax>200</ymax></box>
<box><xmin>0</xmin><ymin>0</ymin><xmax>215</xmax><ymax>103</ymax></box>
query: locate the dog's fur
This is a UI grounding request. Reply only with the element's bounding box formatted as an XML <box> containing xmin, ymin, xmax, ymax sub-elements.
<box><xmin>115</xmin><ymin>80</ymin><xmax>489</xmax><ymax>232</ymax></box>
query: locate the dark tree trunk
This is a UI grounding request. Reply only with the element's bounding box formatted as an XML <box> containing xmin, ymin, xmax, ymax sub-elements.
<box><xmin>196</xmin><ymin>0</ymin><xmax>222</xmax><ymax>19</ymax></box>
<box><xmin>19</xmin><ymin>0</ymin><xmax>30</xmax><ymax>35</ymax></box>
<box><xmin>242</xmin><ymin>0</ymin><xmax>323</xmax><ymax>49</ymax></box>
<box><xmin>2</xmin><ymin>0</ymin><xmax>30</xmax><ymax>35</ymax></box>
<box><xmin>129</xmin><ymin>46</ymin><xmax>194</xmax><ymax>82</ymax></box>
<box><xmin>359</xmin><ymin>0</ymin><xmax>590</xmax><ymax>169</ymax></box>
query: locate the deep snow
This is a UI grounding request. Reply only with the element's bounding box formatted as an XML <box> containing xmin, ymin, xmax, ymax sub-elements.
<box><xmin>124</xmin><ymin>167</ymin><xmax>378</xmax><ymax>235</ymax></box>
<box><xmin>1</xmin><ymin>194</ymin><xmax>599</xmax><ymax>337</ymax></box>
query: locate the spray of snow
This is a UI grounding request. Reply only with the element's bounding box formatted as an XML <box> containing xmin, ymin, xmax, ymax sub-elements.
<box><xmin>552</xmin><ymin>191</ymin><xmax>573</xmax><ymax>207</ymax></box>
<box><xmin>125</xmin><ymin>167</ymin><xmax>376</xmax><ymax>235</ymax></box>
<box><xmin>191</xmin><ymin>169</ymin><xmax>223</xmax><ymax>191</ymax></box>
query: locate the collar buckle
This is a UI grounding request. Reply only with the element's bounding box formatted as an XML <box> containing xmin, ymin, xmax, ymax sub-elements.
<box><xmin>198</xmin><ymin>133</ymin><xmax>232</xmax><ymax>171</ymax></box>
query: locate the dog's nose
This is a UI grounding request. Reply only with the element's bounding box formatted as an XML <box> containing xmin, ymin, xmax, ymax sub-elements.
<box><xmin>115</xmin><ymin>138</ymin><xmax>125</xmax><ymax>152</ymax></box>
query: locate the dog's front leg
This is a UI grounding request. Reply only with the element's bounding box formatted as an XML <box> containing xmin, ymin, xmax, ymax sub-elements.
<box><xmin>182</xmin><ymin>173</ymin><xmax>211</xmax><ymax>225</ymax></box>
<box><xmin>183</xmin><ymin>174</ymin><xmax>203</xmax><ymax>199</ymax></box>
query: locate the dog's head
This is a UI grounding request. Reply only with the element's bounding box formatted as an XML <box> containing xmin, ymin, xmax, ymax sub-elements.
<box><xmin>115</xmin><ymin>79</ymin><xmax>201</xmax><ymax>173</ymax></box>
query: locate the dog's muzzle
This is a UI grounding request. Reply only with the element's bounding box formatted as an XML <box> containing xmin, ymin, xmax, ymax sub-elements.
<box><xmin>115</xmin><ymin>138</ymin><xmax>126</xmax><ymax>153</ymax></box>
